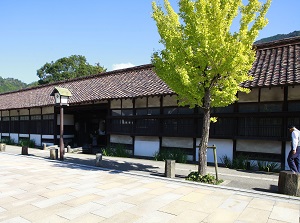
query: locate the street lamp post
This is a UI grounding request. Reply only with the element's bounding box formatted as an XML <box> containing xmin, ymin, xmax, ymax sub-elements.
<box><xmin>50</xmin><ymin>87</ymin><xmax>72</xmax><ymax>161</ymax></box>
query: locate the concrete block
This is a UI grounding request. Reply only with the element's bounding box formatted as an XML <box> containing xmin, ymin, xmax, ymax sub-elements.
<box><xmin>50</xmin><ymin>148</ymin><xmax>58</xmax><ymax>160</ymax></box>
<box><xmin>165</xmin><ymin>160</ymin><xmax>175</xmax><ymax>178</ymax></box>
<box><xmin>278</xmin><ymin>171</ymin><xmax>300</xmax><ymax>197</ymax></box>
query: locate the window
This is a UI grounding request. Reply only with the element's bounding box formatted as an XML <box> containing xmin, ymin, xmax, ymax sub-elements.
<box><xmin>163</xmin><ymin>118</ymin><xmax>194</xmax><ymax>136</ymax></box>
<box><xmin>259</xmin><ymin>103</ymin><xmax>282</xmax><ymax>112</ymax></box>
<box><xmin>288</xmin><ymin>102</ymin><xmax>300</xmax><ymax>111</ymax></box>
<box><xmin>239</xmin><ymin>103</ymin><xmax>259</xmax><ymax>113</ymax></box>
<box><xmin>30</xmin><ymin>115</ymin><xmax>41</xmax><ymax>134</ymax></box>
<box><xmin>135</xmin><ymin>118</ymin><xmax>159</xmax><ymax>135</ymax></box>
<box><xmin>10</xmin><ymin>116</ymin><xmax>19</xmax><ymax>133</ymax></box>
<box><xmin>42</xmin><ymin>114</ymin><xmax>54</xmax><ymax>135</ymax></box>
<box><xmin>211</xmin><ymin>105</ymin><xmax>234</xmax><ymax>113</ymax></box>
<box><xmin>20</xmin><ymin>116</ymin><xmax>29</xmax><ymax>134</ymax></box>
<box><xmin>238</xmin><ymin>117</ymin><xmax>282</xmax><ymax>137</ymax></box>
<box><xmin>163</xmin><ymin>107</ymin><xmax>194</xmax><ymax>115</ymax></box>
<box><xmin>2</xmin><ymin>117</ymin><xmax>9</xmax><ymax>133</ymax></box>
<box><xmin>210</xmin><ymin>118</ymin><xmax>235</xmax><ymax>137</ymax></box>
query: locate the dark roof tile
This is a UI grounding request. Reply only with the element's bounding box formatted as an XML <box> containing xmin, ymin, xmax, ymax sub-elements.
<box><xmin>0</xmin><ymin>64</ymin><xmax>173</xmax><ymax>110</ymax></box>
<box><xmin>243</xmin><ymin>36</ymin><xmax>300</xmax><ymax>88</ymax></box>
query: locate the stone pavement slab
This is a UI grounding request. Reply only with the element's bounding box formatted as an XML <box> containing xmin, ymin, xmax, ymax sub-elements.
<box><xmin>0</xmin><ymin>152</ymin><xmax>299</xmax><ymax>223</ymax></box>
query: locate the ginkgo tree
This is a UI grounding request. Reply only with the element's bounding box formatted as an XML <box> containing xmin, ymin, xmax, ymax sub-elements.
<box><xmin>152</xmin><ymin>0</ymin><xmax>271</xmax><ymax>176</ymax></box>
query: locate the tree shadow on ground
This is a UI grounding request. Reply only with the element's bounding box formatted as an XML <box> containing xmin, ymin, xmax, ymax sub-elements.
<box><xmin>48</xmin><ymin>156</ymin><xmax>163</xmax><ymax>177</ymax></box>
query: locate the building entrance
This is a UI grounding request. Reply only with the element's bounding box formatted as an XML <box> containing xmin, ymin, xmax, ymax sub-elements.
<box><xmin>67</xmin><ymin>104</ymin><xmax>108</xmax><ymax>153</ymax></box>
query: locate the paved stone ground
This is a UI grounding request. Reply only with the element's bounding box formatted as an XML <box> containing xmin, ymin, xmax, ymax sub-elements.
<box><xmin>4</xmin><ymin>146</ymin><xmax>281</xmax><ymax>193</ymax></box>
<box><xmin>0</xmin><ymin>147</ymin><xmax>299</xmax><ymax>222</ymax></box>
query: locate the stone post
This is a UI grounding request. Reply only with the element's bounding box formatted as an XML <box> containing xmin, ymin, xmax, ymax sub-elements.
<box><xmin>0</xmin><ymin>143</ymin><xmax>6</xmax><ymax>152</ymax></box>
<box><xmin>21</xmin><ymin>146</ymin><xmax>28</xmax><ymax>155</ymax></box>
<box><xmin>50</xmin><ymin>148</ymin><xmax>58</xmax><ymax>160</ymax></box>
<box><xmin>67</xmin><ymin>145</ymin><xmax>71</xmax><ymax>153</ymax></box>
<box><xmin>43</xmin><ymin>143</ymin><xmax>47</xmax><ymax>150</ymax></box>
<box><xmin>95</xmin><ymin>153</ymin><xmax>102</xmax><ymax>167</ymax></box>
<box><xmin>165</xmin><ymin>160</ymin><xmax>175</xmax><ymax>178</ymax></box>
<box><xmin>278</xmin><ymin>171</ymin><xmax>300</xmax><ymax>197</ymax></box>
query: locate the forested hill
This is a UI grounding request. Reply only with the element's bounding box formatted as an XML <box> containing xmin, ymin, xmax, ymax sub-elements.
<box><xmin>0</xmin><ymin>77</ymin><xmax>28</xmax><ymax>93</ymax></box>
<box><xmin>255</xmin><ymin>30</ymin><xmax>300</xmax><ymax>44</ymax></box>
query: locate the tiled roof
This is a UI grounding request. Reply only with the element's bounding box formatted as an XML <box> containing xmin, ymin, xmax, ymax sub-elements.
<box><xmin>242</xmin><ymin>36</ymin><xmax>300</xmax><ymax>88</ymax></box>
<box><xmin>0</xmin><ymin>36</ymin><xmax>300</xmax><ymax>111</ymax></box>
<box><xmin>0</xmin><ymin>64</ymin><xmax>174</xmax><ymax>111</ymax></box>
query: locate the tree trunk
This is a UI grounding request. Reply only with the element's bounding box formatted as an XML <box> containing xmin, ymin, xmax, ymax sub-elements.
<box><xmin>198</xmin><ymin>89</ymin><xmax>211</xmax><ymax>176</ymax></box>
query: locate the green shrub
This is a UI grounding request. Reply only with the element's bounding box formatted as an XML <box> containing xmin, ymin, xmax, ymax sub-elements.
<box><xmin>186</xmin><ymin>171</ymin><xmax>223</xmax><ymax>185</ymax></box>
<box><xmin>153</xmin><ymin>148</ymin><xmax>187</xmax><ymax>163</ymax></box>
<box><xmin>220</xmin><ymin>155</ymin><xmax>232</xmax><ymax>168</ymax></box>
<box><xmin>1</xmin><ymin>137</ymin><xmax>16</xmax><ymax>145</ymax></box>
<box><xmin>101</xmin><ymin>144</ymin><xmax>130</xmax><ymax>158</ymax></box>
<box><xmin>232</xmin><ymin>155</ymin><xmax>249</xmax><ymax>170</ymax></box>
<box><xmin>19</xmin><ymin>139</ymin><xmax>35</xmax><ymax>148</ymax></box>
<box><xmin>220</xmin><ymin>155</ymin><xmax>256</xmax><ymax>170</ymax></box>
<box><xmin>257</xmin><ymin>161</ymin><xmax>280</xmax><ymax>172</ymax></box>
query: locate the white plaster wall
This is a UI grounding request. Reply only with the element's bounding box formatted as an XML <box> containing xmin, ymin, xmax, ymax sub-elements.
<box><xmin>236</xmin><ymin>140</ymin><xmax>281</xmax><ymax>154</ymax></box>
<box><xmin>31</xmin><ymin>134</ymin><xmax>41</xmax><ymax>146</ymax></box>
<box><xmin>19</xmin><ymin>109</ymin><xmax>29</xmax><ymax>116</ymax></box>
<box><xmin>2</xmin><ymin>133</ymin><xmax>9</xmax><ymax>136</ymax></box>
<box><xmin>10</xmin><ymin>110</ymin><xmax>18</xmax><ymax>116</ymax></box>
<box><xmin>195</xmin><ymin>139</ymin><xmax>233</xmax><ymax>163</ymax></box>
<box><xmin>134</xmin><ymin>136</ymin><xmax>159</xmax><ymax>157</ymax></box>
<box><xmin>111</xmin><ymin>99</ymin><xmax>121</xmax><ymax>109</ymax></box>
<box><xmin>30</xmin><ymin>108</ymin><xmax>41</xmax><ymax>115</ymax></box>
<box><xmin>42</xmin><ymin>135</ymin><xmax>54</xmax><ymax>139</ymax></box>
<box><xmin>148</xmin><ymin>96</ymin><xmax>160</xmax><ymax>107</ymax></box>
<box><xmin>42</xmin><ymin>107</ymin><xmax>54</xmax><ymax>114</ymax></box>
<box><xmin>163</xmin><ymin>95</ymin><xmax>177</xmax><ymax>106</ymax></box>
<box><xmin>162</xmin><ymin>137</ymin><xmax>193</xmax><ymax>148</ymax></box>
<box><xmin>288</xmin><ymin>85</ymin><xmax>300</xmax><ymax>100</ymax></box>
<box><xmin>19</xmin><ymin>134</ymin><xmax>29</xmax><ymax>138</ymax></box>
<box><xmin>260</xmin><ymin>87</ymin><xmax>284</xmax><ymax>102</ymax></box>
<box><xmin>238</xmin><ymin>88</ymin><xmax>259</xmax><ymax>102</ymax></box>
<box><xmin>135</xmin><ymin>97</ymin><xmax>147</xmax><ymax>108</ymax></box>
<box><xmin>1</xmin><ymin>111</ymin><xmax>9</xmax><ymax>116</ymax></box>
<box><xmin>122</xmin><ymin>99</ymin><xmax>133</xmax><ymax>108</ymax></box>
<box><xmin>10</xmin><ymin>134</ymin><xmax>18</xmax><ymax>144</ymax></box>
<box><xmin>57</xmin><ymin>114</ymin><xmax>74</xmax><ymax>125</ymax></box>
<box><xmin>110</xmin><ymin>134</ymin><xmax>132</xmax><ymax>144</ymax></box>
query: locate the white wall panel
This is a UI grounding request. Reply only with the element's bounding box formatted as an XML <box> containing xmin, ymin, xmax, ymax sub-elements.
<box><xmin>196</xmin><ymin>139</ymin><xmax>233</xmax><ymax>163</ymax></box>
<box><xmin>31</xmin><ymin>134</ymin><xmax>41</xmax><ymax>146</ymax></box>
<box><xmin>30</xmin><ymin>108</ymin><xmax>41</xmax><ymax>115</ymax></box>
<box><xmin>19</xmin><ymin>109</ymin><xmax>29</xmax><ymax>116</ymax></box>
<box><xmin>110</xmin><ymin>134</ymin><xmax>132</xmax><ymax>144</ymax></box>
<box><xmin>10</xmin><ymin>110</ymin><xmax>18</xmax><ymax>116</ymax></box>
<box><xmin>10</xmin><ymin>134</ymin><xmax>18</xmax><ymax>143</ymax></box>
<box><xmin>42</xmin><ymin>106</ymin><xmax>54</xmax><ymax>114</ymax></box>
<box><xmin>134</xmin><ymin>136</ymin><xmax>159</xmax><ymax>157</ymax></box>
<box><xmin>236</xmin><ymin>140</ymin><xmax>281</xmax><ymax>154</ymax></box>
<box><xmin>238</xmin><ymin>89</ymin><xmax>259</xmax><ymax>102</ymax></box>
<box><xmin>260</xmin><ymin>87</ymin><xmax>283</xmax><ymax>102</ymax></box>
<box><xmin>162</xmin><ymin>137</ymin><xmax>193</xmax><ymax>148</ymax></box>
<box><xmin>57</xmin><ymin>114</ymin><xmax>74</xmax><ymax>125</ymax></box>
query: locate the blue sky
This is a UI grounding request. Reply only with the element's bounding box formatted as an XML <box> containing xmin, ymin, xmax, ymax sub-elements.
<box><xmin>0</xmin><ymin>0</ymin><xmax>299</xmax><ymax>84</ymax></box>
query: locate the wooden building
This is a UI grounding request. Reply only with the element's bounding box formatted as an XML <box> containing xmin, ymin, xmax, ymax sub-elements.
<box><xmin>0</xmin><ymin>36</ymin><xmax>300</xmax><ymax>169</ymax></box>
